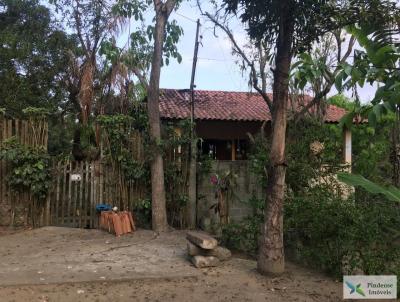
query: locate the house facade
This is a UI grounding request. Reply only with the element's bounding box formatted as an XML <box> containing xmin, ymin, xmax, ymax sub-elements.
<box><xmin>159</xmin><ymin>88</ymin><xmax>352</xmax><ymax>225</ymax></box>
<box><xmin>159</xmin><ymin>89</ymin><xmax>351</xmax><ymax>163</ymax></box>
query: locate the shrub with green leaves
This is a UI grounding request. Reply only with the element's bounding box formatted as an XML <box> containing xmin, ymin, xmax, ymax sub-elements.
<box><xmin>285</xmin><ymin>186</ymin><xmax>400</xmax><ymax>277</ymax></box>
<box><xmin>97</xmin><ymin>114</ymin><xmax>148</xmax><ymax>181</ymax></box>
<box><xmin>221</xmin><ymin>214</ymin><xmax>262</xmax><ymax>256</ymax></box>
<box><xmin>0</xmin><ymin>137</ymin><xmax>51</xmax><ymax>200</ymax></box>
<box><xmin>133</xmin><ymin>198</ymin><xmax>152</xmax><ymax>228</ymax></box>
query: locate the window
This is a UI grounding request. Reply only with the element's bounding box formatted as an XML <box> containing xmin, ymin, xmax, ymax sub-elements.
<box><xmin>200</xmin><ymin>139</ymin><xmax>248</xmax><ymax>160</ymax></box>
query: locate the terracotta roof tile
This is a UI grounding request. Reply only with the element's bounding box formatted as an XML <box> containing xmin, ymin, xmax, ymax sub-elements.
<box><xmin>159</xmin><ymin>89</ymin><xmax>347</xmax><ymax>123</ymax></box>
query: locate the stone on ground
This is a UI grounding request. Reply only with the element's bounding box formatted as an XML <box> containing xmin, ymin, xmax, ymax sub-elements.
<box><xmin>187</xmin><ymin>242</ymin><xmax>231</xmax><ymax>261</ymax></box>
<box><xmin>186</xmin><ymin>231</ymin><xmax>218</xmax><ymax>250</ymax></box>
<box><xmin>191</xmin><ymin>255</ymin><xmax>220</xmax><ymax>268</ymax></box>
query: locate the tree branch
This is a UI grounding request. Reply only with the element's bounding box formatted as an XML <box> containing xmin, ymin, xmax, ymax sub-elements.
<box><xmin>164</xmin><ymin>0</ymin><xmax>177</xmax><ymax>16</ymax></box>
<box><xmin>132</xmin><ymin>67</ymin><xmax>149</xmax><ymax>89</ymax></box>
<box><xmin>73</xmin><ymin>0</ymin><xmax>88</xmax><ymax>56</ymax></box>
<box><xmin>294</xmin><ymin>34</ymin><xmax>356</xmax><ymax>121</ymax></box>
<box><xmin>197</xmin><ymin>0</ymin><xmax>273</xmax><ymax>112</ymax></box>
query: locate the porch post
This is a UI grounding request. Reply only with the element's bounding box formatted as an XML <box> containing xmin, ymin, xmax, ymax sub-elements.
<box><xmin>231</xmin><ymin>139</ymin><xmax>236</xmax><ymax>161</ymax></box>
<box><xmin>343</xmin><ymin>127</ymin><xmax>352</xmax><ymax>171</ymax></box>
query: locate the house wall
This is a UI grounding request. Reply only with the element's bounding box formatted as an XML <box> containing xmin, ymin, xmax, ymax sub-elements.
<box><xmin>197</xmin><ymin>160</ymin><xmax>263</xmax><ymax>228</ymax></box>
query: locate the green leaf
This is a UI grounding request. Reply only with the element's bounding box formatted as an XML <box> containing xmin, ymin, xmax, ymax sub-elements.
<box><xmin>339</xmin><ymin>112</ymin><xmax>354</xmax><ymax>129</ymax></box>
<box><xmin>343</xmin><ymin>63</ymin><xmax>352</xmax><ymax>76</ymax></box>
<box><xmin>368</xmin><ymin>110</ymin><xmax>377</xmax><ymax>128</ymax></box>
<box><xmin>335</xmin><ymin>70</ymin><xmax>345</xmax><ymax>91</ymax></box>
<box><xmin>177</xmin><ymin>53</ymin><xmax>182</xmax><ymax>64</ymax></box>
<box><xmin>338</xmin><ymin>173</ymin><xmax>400</xmax><ymax>202</ymax></box>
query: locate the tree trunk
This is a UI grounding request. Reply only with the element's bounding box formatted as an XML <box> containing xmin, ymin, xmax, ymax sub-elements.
<box><xmin>392</xmin><ymin>106</ymin><xmax>400</xmax><ymax>187</ymax></box>
<box><xmin>147</xmin><ymin>11</ymin><xmax>169</xmax><ymax>232</ymax></box>
<box><xmin>257</xmin><ymin>2</ymin><xmax>294</xmax><ymax>275</ymax></box>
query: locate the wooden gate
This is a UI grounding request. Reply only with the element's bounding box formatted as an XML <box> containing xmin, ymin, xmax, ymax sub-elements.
<box><xmin>51</xmin><ymin>161</ymin><xmax>95</xmax><ymax>228</ymax></box>
<box><xmin>50</xmin><ymin>160</ymin><xmax>146</xmax><ymax>228</ymax></box>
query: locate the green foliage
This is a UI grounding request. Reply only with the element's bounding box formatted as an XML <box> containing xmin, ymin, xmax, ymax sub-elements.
<box><xmin>112</xmin><ymin>0</ymin><xmax>184</xmax><ymax>68</ymax></box>
<box><xmin>334</xmin><ymin>10</ymin><xmax>400</xmax><ymax>126</ymax></box>
<box><xmin>133</xmin><ymin>198</ymin><xmax>152</xmax><ymax>228</ymax></box>
<box><xmin>229</xmin><ymin>115</ymin><xmax>399</xmax><ymax>281</ymax></box>
<box><xmin>162</xmin><ymin>119</ymin><xmax>192</xmax><ymax>152</ymax></box>
<box><xmin>0</xmin><ymin>137</ymin><xmax>51</xmax><ymax>200</ymax></box>
<box><xmin>197</xmin><ymin>153</ymin><xmax>213</xmax><ymax>178</ymax></box>
<box><xmin>0</xmin><ymin>0</ymin><xmax>77</xmax><ymax>117</ymax></box>
<box><xmin>47</xmin><ymin>117</ymin><xmax>73</xmax><ymax>156</ymax></box>
<box><xmin>220</xmin><ymin>195</ymin><xmax>264</xmax><ymax>255</ymax></box>
<box><xmin>222</xmin><ymin>0</ymin><xmax>376</xmax><ymax>54</ymax></box>
<box><xmin>248</xmin><ymin>118</ymin><xmax>344</xmax><ymax>192</ymax></box>
<box><xmin>209</xmin><ymin>170</ymin><xmax>239</xmax><ymax>223</ymax></box>
<box><xmin>210</xmin><ymin>170</ymin><xmax>238</xmax><ymax>193</ymax></box>
<box><xmin>331</xmin><ymin>95</ymin><xmax>394</xmax><ymax>184</ymax></box>
<box><xmin>286</xmin><ymin>119</ymin><xmax>343</xmax><ymax>193</ymax></box>
<box><xmin>329</xmin><ymin>94</ymin><xmax>356</xmax><ymax>111</ymax></box>
<box><xmin>352</xmin><ymin>123</ymin><xmax>392</xmax><ymax>183</ymax></box>
<box><xmin>338</xmin><ymin>173</ymin><xmax>400</xmax><ymax>202</ymax></box>
<box><xmin>248</xmin><ymin>134</ymin><xmax>269</xmax><ymax>184</ymax></box>
<box><xmin>97</xmin><ymin>114</ymin><xmax>148</xmax><ymax>181</ymax></box>
<box><xmin>162</xmin><ymin>120</ymin><xmax>192</xmax><ymax>227</ymax></box>
<box><xmin>292</xmin><ymin>52</ymin><xmax>331</xmax><ymax>90</ymax></box>
<box><xmin>22</xmin><ymin>107</ymin><xmax>50</xmax><ymax>119</ymax></box>
<box><xmin>221</xmin><ymin>215</ymin><xmax>262</xmax><ymax>256</ymax></box>
<box><xmin>285</xmin><ymin>186</ymin><xmax>400</xmax><ymax>277</ymax></box>
<box><xmin>112</xmin><ymin>0</ymin><xmax>151</xmax><ymax>21</ymax></box>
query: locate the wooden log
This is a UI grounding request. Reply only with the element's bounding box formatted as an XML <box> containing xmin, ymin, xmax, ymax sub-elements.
<box><xmin>191</xmin><ymin>255</ymin><xmax>220</xmax><ymax>268</ymax></box>
<box><xmin>186</xmin><ymin>231</ymin><xmax>218</xmax><ymax>249</ymax></box>
<box><xmin>187</xmin><ymin>242</ymin><xmax>231</xmax><ymax>261</ymax></box>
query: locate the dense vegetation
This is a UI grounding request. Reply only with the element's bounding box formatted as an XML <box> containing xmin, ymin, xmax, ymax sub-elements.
<box><xmin>221</xmin><ymin>106</ymin><xmax>400</xmax><ymax>281</ymax></box>
<box><xmin>0</xmin><ymin>0</ymin><xmax>399</xmax><ymax>282</ymax></box>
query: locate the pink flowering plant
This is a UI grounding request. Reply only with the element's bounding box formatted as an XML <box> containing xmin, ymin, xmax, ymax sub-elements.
<box><xmin>209</xmin><ymin>171</ymin><xmax>238</xmax><ymax>225</ymax></box>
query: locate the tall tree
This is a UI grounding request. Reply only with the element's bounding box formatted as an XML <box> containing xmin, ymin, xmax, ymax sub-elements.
<box><xmin>221</xmin><ymin>0</ymin><xmax>383</xmax><ymax>274</ymax></box>
<box><xmin>146</xmin><ymin>0</ymin><xmax>179</xmax><ymax>232</ymax></box>
<box><xmin>114</xmin><ymin>0</ymin><xmax>182</xmax><ymax>232</ymax></box>
<box><xmin>0</xmin><ymin>0</ymin><xmax>76</xmax><ymax>117</ymax></box>
<box><xmin>50</xmin><ymin>0</ymin><xmax>124</xmax><ymax>124</ymax></box>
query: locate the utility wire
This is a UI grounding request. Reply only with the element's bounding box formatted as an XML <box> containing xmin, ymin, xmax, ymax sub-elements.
<box><xmin>175</xmin><ymin>12</ymin><xmax>198</xmax><ymax>23</ymax></box>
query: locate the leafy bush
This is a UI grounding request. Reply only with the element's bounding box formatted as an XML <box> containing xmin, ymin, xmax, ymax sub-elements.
<box><xmin>221</xmin><ymin>186</ymin><xmax>400</xmax><ymax>280</ymax></box>
<box><xmin>0</xmin><ymin>137</ymin><xmax>51</xmax><ymax>200</ymax></box>
<box><xmin>248</xmin><ymin>119</ymin><xmax>344</xmax><ymax>192</ymax></box>
<box><xmin>285</xmin><ymin>186</ymin><xmax>400</xmax><ymax>277</ymax></box>
<box><xmin>221</xmin><ymin>215</ymin><xmax>262</xmax><ymax>256</ymax></box>
<box><xmin>133</xmin><ymin>198</ymin><xmax>152</xmax><ymax>228</ymax></box>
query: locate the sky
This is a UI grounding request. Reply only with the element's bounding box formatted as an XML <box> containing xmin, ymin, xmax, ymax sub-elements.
<box><xmin>159</xmin><ymin>2</ymin><xmax>250</xmax><ymax>93</ymax></box>
<box><xmin>159</xmin><ymin>2</ymin><xmax>377</xmax><ymax>101</ymax></box>
<box><xmin>152</xmin><ymin>1</ymin><xmax>377</xmax><ymax>102</ymax></box>
<box><xmin>46</xmin><ymin>0</ymin><xmax>376</xmax><ymax>102</ymax></box>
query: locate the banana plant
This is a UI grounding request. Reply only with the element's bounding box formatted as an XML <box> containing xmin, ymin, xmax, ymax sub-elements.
<box><xmin>338</xmin><ymin>172</ymin><xmax>400</xmax><ymax>202</ymax></box>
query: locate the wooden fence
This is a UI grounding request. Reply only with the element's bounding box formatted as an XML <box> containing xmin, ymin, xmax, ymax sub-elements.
<box><xmin>49</xmin><ymin>160</ymin><xmax>147</xmax><ymax>228</ymax></box>
<box><xmin>0</xmin><ymin>118</ymin><xmax>48</xmax><ymax>226</ymax></box>
<box><xmin>0</xmin><ymin>116</ymin><xmax>148</xmax><ymax>228</ymax></box>
<box><xmin>0</xmin><ymin>116</ymin><xmax>194</xmax><ymax>229</ymax></box>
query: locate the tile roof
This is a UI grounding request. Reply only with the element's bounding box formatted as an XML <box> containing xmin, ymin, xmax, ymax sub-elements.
<box><xmin>159</xmin><ymin>89</ymin><xmax>347</xmax><ymax>123</ymax></box>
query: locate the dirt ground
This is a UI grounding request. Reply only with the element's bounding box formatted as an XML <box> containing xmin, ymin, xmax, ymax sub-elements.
<box><xmin>0</xmin><ymin>227</ymin><xmax>344</xmax><ymax>302</ymax></box>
